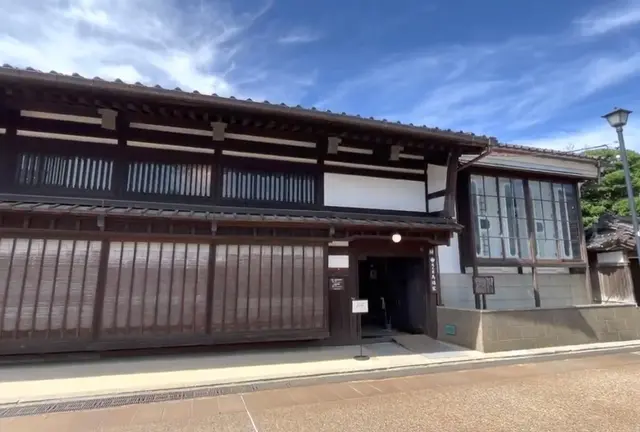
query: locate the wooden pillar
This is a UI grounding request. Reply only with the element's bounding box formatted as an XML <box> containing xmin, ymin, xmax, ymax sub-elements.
<box><xmin>575</xmin><ymin>183</ymin><xmax>593</xmax><ymax>303</ymax></box>
<box><xmin>315</xmin><ymin>137</ymin><xmax>327</xmax><ymax>209</ymax></box>
<box><xmin>523</xmin><ymin>180</ymin><xmax>541</xmax><ymax>307</ymax></box>
<box><xmin>91</xmin><ymin>238</ymin><xmax>111</xmax><ymax>339</ymax></box>
<box><xmin>443</xmin><ymin>150</ymin><xmax>460</xmax><ymax>219</ymax></box>
<box><xmin>348</xmin><ymin>248</ymin><xmax>359</xmax><ymax>343</ymax></box>
<box><xmin>205</xmin><ymin>242</ymin><xmax>216</xmax><ymax>334</ymax></box>
<box><xmin>0</xmin><ymin>108</ymin><xmax>19</xmax><ymax>191</ymax></box>
<box><xmin>426</xmin><ymin>246</ymin><xmax>439</xmax><ymax>337</ymax></box>
<box><xmin>464</xmin><ymin>174</ymin><xmax>482</xmax><ymax>309</ymax></box>
<box><xmin>112</xmin><ymin>112</ymin><xmax>129</xmax><ymax>198</ymax></box>
<box><xmin>424</xmin><ymin>162</ymin><xmax>430</xmax><ymax>213</ymax></box>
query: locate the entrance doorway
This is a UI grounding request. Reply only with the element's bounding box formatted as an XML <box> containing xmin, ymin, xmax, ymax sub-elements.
<box><xmin>357</xmin><ymin>256</ymin><xmax>426</xmax><ymax>338</ymax></box>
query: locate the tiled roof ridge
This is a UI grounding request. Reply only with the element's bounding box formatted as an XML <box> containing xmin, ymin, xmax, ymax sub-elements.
<box><xmin>0</xmin><ymin>64</ymin><xmax>598</xmax><ymax>161</ymax></box>
<box><xmin>0</xmin><ymin>64</ymin><xmax>490</xmax><ymax>144</ymax></box>
<box><xmin>492</xmin><ymin>142</ymin><xmax>598</xmax><ymax>161</ymax></box>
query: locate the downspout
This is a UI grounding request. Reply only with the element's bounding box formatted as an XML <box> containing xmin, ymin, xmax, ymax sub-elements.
<box><xmin>457</xmin><ymin>138</ymin><xmax>494</xmax><ymax>172</ymax></box>
<box><xmin>454</xmin><ymin>138</ymin><xmax>493</xmax><ymax>310</ymax></box>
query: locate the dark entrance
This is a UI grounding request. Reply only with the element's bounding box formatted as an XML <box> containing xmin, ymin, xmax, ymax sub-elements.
<box><xmin>357</xmin><ymin>256</ymin><xmax>426</xmax><ymax>337</ymax></box>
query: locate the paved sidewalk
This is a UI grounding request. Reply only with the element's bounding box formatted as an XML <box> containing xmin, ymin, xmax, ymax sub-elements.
<box><xmin>3</xmin><ymin>351</ymin><xmax>640</xmax><ymax>431</ymax></box>
<box><xmin>1</xmin><ymin>338</ymin><xmax>639</xmax><ymax>406</ymax></box>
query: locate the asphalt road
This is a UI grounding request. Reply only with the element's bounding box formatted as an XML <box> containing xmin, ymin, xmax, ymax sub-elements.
<box><xmin>2</xmin><ymin>351</ymin><xmax>640</xmax><ymax>431</ymax></box>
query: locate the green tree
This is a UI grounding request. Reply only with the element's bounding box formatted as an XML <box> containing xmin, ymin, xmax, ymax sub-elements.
<box><xmin>581</xmin><ymin>148</ymin><xmax>640</xmax><ymax>227</ymax></box>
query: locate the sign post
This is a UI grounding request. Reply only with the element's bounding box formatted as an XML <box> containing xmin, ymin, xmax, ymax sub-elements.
<box><xmin>473</xmin><ymin>276</ymin><xmax>495</xmax><ymax>310</ymax></box>
<box><xmin>351</xmin><ymin>298</ymin><xmax>369</xmax><ymax>361</ymax></box>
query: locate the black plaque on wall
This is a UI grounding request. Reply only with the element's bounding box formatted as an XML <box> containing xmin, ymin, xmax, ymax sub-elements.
<box><xmin>329</xmin><ymin>277</ymin><xmax>345</xmax><ymax>291</ymax></box>
<box><xmin>473</xmin><ymin>276</ymin><xmax>496</xmax><ymax>295</ymax></box>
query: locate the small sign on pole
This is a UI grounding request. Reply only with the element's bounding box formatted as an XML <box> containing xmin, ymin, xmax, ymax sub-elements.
<box><xmin>351</xmin><ymin>299</ymin><xmax>369</xmax><ymax>314</ymax></box>
<box><xmin>351</xmin><ymin>298</ymin><xmax>369</xmax><ymax>361</ymax></box>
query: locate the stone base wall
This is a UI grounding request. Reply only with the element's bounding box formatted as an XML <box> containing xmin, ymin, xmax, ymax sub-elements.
<box><xmin>437</xmin><ymin>304</ymin><xmax>640</xmax><ymax>352</ymax></box>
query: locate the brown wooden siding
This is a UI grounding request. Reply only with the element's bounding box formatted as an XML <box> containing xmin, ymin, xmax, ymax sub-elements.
<box><xmin>100</xmin><ymin>241</ymin><xmax>209</xmax><ymax>337</ymax></box>
<box><xmin>0</xmin><ymin>235</ymin><xmax>328</xmax><ymax>355</ymax></box>
<box><xmin>596</xmin><ymin>264</ymin><xmax>635</xmax><ymax>304</ymax></box>
<box><xmin>0</xmin><ymin>238</ymin><xmax>101</xmax><ymax>340</ymax></box>
<box><xmin>211</xmin><ymin>244</ymin><xmax>325</xmax><ymax>333</ymax></box>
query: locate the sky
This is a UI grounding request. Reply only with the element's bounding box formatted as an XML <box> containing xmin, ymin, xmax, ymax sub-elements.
<box><xmin>1</xmin><ymin>0</ymin><xmax>640</xmax><ymax>151</ymax></box>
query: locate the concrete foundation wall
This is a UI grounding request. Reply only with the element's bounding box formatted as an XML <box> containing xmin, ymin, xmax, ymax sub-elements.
<box><xmin>437</xmin><ymin>304</ymin><xmax>640</xmax><ymax>352</ymax></box>
<box><xmin>441</xmin><ymin>272</ymin><xmax>589</xmax><ymax>310</ymax></box>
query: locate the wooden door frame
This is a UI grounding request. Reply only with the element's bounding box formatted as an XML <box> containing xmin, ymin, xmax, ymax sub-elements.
<box><xmin>347</xmin><ymin>238</ymin><xmax>439</xmax><ymax>340</ymax></box>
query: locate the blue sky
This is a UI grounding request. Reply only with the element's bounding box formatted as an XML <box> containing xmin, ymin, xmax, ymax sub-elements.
<box><xmin>2</xmin><ymin>0</ymin><xmax>640</xmax><ymax>150</ymax></box>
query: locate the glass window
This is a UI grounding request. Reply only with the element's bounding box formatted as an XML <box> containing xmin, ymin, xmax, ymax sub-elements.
<box><xmin>470</xmin><ymin>175</ymin><xmax>528</xmax><ymax>259</ymax></box>
<box><xmin>528</xmin><ymin>180</ymin><xmax>580</xmax><ymax>260</ymax></box>
<box><xmin>470</xmin><ymin>175</ymin><xmax>579</xmax><ymax>261</ymax></box>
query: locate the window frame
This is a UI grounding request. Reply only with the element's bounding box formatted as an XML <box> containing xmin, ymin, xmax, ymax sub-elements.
<box><xmin>467</xmin><ymin>171</ymin><xmax>584</xmax><ymax>265</ymax></box>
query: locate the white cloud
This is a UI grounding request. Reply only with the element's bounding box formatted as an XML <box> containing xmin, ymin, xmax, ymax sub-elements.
<box><xmin>278</xmin><ymin>29</ymin><xmax>321</xmax><ymax>44</ymax></box>
<box><xmin>513</xmin><ymin>123</ymin><xmax>640</xmax><ymax>152</ymax></box>
<box><xmin>575</xmin><ymin>0</ymin><xmax>640</xmax><ymax>36</ymax></box>
<box><xmin>316</xmin><ymin>35</ymin><xmax>640</xmax><ymax>140</ymax></box>
<box><xmin>0</xmin><ymin>0</ymin><xmax>314</xmax><ymax>103</ymax></box>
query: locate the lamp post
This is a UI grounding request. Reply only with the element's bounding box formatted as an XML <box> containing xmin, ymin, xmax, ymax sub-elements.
<box><xmin>602</xmin><ymin>108</ymin><xmax>640</xmax><ymax>261</ymax></box>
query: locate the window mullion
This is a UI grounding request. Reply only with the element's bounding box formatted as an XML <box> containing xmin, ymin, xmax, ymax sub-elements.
<box><xmin>549</xmin><ymin>183</ymin><xmax>562</xmax><ymax>259</ymax></box>
<box><xmin>523</xmin><ymin>179</ymin><xmax>537</xmax><ymax>261</ymax></box>
<box><xmin>495</xmin><ymin>176</ymin><xmax>506</xmax><ymax>260</ymax></box>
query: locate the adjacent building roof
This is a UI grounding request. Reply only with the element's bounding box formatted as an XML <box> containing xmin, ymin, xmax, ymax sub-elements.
<box><xmin>586</xmin><ymin>213</ymin><xmax>635</xmax><ymax>252</ymax></box>
<box><xmin>492</xmin><ymin>142</ymin><xmax>598</xmax><ymax>162</ymax></box>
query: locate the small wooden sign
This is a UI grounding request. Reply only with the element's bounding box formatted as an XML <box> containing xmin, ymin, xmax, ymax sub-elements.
<box><xmin>329</xmin><ymin>277</ymin><xmax>345</xmax><ymax>291</ymax></box>
<box><xmin>473</xmin><ymin>276</ymin><xmax>496</xmax><ymax>295</ymax></box>
<box><xmin>351</xmin><ymin>299</ymin><xmax>369</xmax><ymax>314</ymax></box>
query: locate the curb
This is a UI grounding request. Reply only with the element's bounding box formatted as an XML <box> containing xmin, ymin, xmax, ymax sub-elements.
<box><xmin>1</xmin><ymin>342</ymin><xmax>639</xmax><ymax>417</ymax></box>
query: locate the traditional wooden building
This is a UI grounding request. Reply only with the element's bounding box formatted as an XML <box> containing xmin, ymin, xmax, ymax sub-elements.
<box><xmin>435</xmin><ymin>149</ymin><xmax>640</xmax><ymax>353</ymax></box>
<box><xmin>586</xmin><ymin>213</ymin><xmax>640</xmax><ymax>305</ymax></box>
<box><xmin>439</xmin><ymin>146</ymin><xmax>600</xmax><ymax>310</ymax></box>
<box><xmin>0</xmin><ymin>65</ymin><xmax>493</xmax><ymax>355</ymax></box>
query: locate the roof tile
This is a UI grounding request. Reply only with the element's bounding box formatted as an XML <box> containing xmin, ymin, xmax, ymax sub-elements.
<box><xmin>0</xmin><ymin>64</ymin><xmax>600</xmax><ymax>160</ymax></box>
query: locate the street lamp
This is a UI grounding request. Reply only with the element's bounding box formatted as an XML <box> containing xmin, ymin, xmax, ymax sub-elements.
<box><xmin>602</xmin><ymin>108</ymin><xmax>640</xmax><ymax>262</ymax></box>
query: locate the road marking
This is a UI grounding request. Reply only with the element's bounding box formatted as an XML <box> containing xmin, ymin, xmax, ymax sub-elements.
<box><xmin>240</xmin><ymin>394</ymin><xmax>259</xmax><ymax>432</ymax></box>
<box><xmin>348</xmin><ymin>384</ymin><xmax>364</xmax><ymax>395</ymax></box>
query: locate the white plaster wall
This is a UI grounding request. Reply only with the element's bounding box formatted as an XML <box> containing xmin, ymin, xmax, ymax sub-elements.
<box><xmin>471</xmin><ymin>271</ymin><xmax>590</xmax><ymax>310</ymax></box>
<box><xmin>427</xmin><ymin>164</ymin><xmax>447</xmax><ymax>193</ymax></box>
<box><xmin>484</xmin><ymin>274</ymin><xmax>536</xmax><ymax>309</ymax></box>
<box><xmin>597</xmin><ymin>251</ymin><xmax>626</xmax><ymax>264</ymax></box>
<box><xmin>438</xmin><ymin>233</ymin><xmax>477</xmax><ymax>309</ymax></box>
<box><xmin>438</xmin><ymin>233</ymin><xmax>461</xmax><ymax>274</ymax></box>
<box><xmin>323</xmin><ymin>173</ymin><xmax>426</xmax><ymax>212</ymax></box>
<box><xmin>429</xmin><ymin>196</ymin><xmax>445</xmax><ymax>212</ymax></box>
<box><xmin>440</xmin><ymin>274</ymin><xmax>475</xmax><ymax>309</ymax></box>
<box><xmin>538</xmin><ymin>274</ymin><xmax>590</xmax><ymax>307</ymax></box>
<box><xmin>436</xmin><ymin>238</ymin><xmax>589</xmax><ymax>309</ymax></box>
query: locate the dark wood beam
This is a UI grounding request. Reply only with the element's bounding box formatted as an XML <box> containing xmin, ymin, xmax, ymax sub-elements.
<box><xmin>111</xmin><ymin>111</ymin><xmax>129</xmax><ymax>198</ymax></box>
<box><xmin>523</xmin><ymin>180</ymin><xmax>540</xmax><ymax>307</ymax></box>
<box><xmin>465</xmin><ymin>174</ymin><xmax>482</xmax><ymax>309</ymax></box>
<box><xmin>0</xmin><ymin>108</ymin><xmax>20</xmax><ymax>192</ymax></box>
<box><xmin>443</xmin><ymin>150</ymin><xmax>460</xmax><ymax>219</ymax></box>
<box><xmin>574</xmin><ymin>183</ymin><xmax>593</xmax><ymax>303</ymax></box>
<box><xmin>4</xmin><ymin>88</ymin><xmax>477</xmax><ymax>156</ymax></box>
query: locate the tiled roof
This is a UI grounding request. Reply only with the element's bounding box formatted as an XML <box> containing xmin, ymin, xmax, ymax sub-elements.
<box><xmin>493</xmin><ymin>142</ymin><xmax>599</xmax><ymax>162</ymax></box>
<box><xmin>0</xmin><ymin>64</ymin><xmax>490</xmax><ymax>146</ymax></box>
<box><xmin>0</xmin><ymin>200</ymin><xmax>463</xmax><ymax>231</ymax></box>
<box><xmin>0</xmin><ymin>64</ymin><xmax>600</xmax><ymax>161</ymax></box>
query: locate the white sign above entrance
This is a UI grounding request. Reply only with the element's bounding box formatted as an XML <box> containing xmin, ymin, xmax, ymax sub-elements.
<box><xmin>351</xmin><ymin>299</ymin><xmax>369</xmax><ymax>314</ymax></box>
